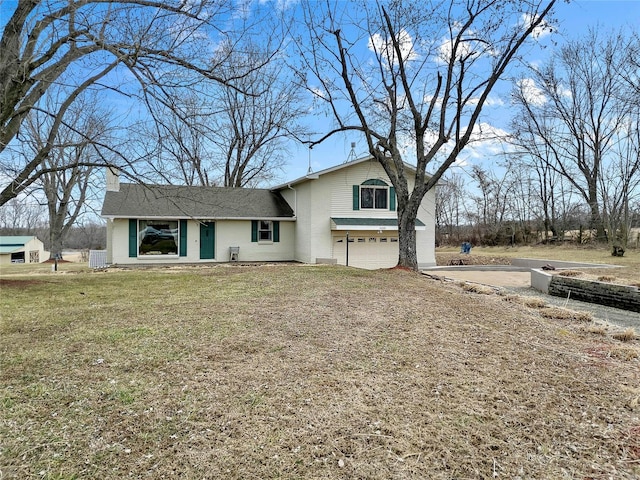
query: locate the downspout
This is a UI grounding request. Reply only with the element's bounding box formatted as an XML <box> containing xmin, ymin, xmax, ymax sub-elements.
<box><xmin>287</xmin><ymin>184</ymin><xmax>297</xmax><ymax>218</ymax></box>
<box><xmin>287</xmin><ymin>184</ymin><xmax>297</xmax><ymax>263</ymax></box>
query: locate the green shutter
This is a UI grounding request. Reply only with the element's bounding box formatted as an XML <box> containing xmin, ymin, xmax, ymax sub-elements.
<box><xmin>179</xmin><ymin>219</ymin><xmax>187</xmax><ymax>257</ymax></box>
<box><xmin>128</xmin><ymin>219</ymin><xmax>137</xmax><ymax>257</ymax></box>
<box><xmin>273</xmin><ymin>221</ymin><xmax>280</xmax><ymax>242</ymax></box>
<box><xmin>352</xmin><ymin>185</ymin><xmax>360</xmax><ymax>210</ymax></box>
<box><xmin>251</xmin><ymin>220</ymin><xmax>258</xmax><ymax>242</ymax></box>
<box><xmin>390</xmin><ymin>187</ymin><xmax>396</xmax><ymax>211</ymax></box>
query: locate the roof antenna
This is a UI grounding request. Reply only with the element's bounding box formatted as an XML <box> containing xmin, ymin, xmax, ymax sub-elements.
<box><xmin>308</xmin><ymin>144</ymin><xmax>313</xmax><ymax>174</ymax></box>
<box><xmin>346</xmin><ymin>142</ymin><xmax>357</xmax><ymax>163</ymax></box>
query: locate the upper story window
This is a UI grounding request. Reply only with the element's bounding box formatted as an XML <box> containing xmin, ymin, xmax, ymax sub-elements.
<box><xmin>361</xmin><ymin>185</ymin><xmax>388</xmax><ymax>209</ymax></box>
<box><xmin>352</xmin><ymin>179</ymin><xmax>396</xmax><ymax>211</ymax></box>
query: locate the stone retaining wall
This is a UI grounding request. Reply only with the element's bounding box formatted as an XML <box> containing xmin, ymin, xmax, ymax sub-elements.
<box><xmin>546</xmin><ymin>274</ymin><xmax>640</xmax><ymax>313</ymax></box>
<box><xmin>530</xmin><ymin>262</ymin><xmax>640</xmax><ymax>313</ymax></box>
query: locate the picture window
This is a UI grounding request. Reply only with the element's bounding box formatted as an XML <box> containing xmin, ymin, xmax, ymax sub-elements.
<box><xmin>138</xmin><ymin>220</ymin><xmax>178</xmax><ymax>255</ymax></box>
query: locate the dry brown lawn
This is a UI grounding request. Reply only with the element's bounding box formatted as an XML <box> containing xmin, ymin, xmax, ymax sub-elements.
<box><xmin>1</xmin><ymin>264</ymin><xmax>639</xmax><ymax>479</ymax></box>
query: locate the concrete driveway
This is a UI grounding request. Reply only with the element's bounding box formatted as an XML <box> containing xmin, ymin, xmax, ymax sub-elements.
<box><xmin>430</xmin><ymin>269</ymin><xmax>531</xmax><ymax>287</ymax></box>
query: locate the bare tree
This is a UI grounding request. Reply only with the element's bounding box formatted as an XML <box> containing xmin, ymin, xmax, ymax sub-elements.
<box><xmin>507</xmin><ymin>143</ymin><xmax>564</xmax><ymax>241</ymax></box>
<box><xmin>137</xmin><ymin>39</ymin><xmax>305</xmax><ymax>188</ymax></box>
<box><xmin>133</xmin><ymin>94</ymin><xmax>221</xmax><ymax>186</ymax></box>
<box><xmin>599</xmin><ymin>112</ymin><xmax>640</xmax><ymax>249</ymax></box>
<box><xmin>214</xmin><ymin>41</ymin><xmax>306</xmax><ymax>188</ymax></box>
<box><xmin>467</xmin><ymin>165</ymin><xmax>513</xmax><ymax>244</ymax></box>
<box><xmin>294</xmin><ymin>0</ymin><xmax>557</xmax><ymax>270</ymax></box>
<box><xmin>0</xmin><ymin>0</ymin><xmax>260</xmax><ymax>205</ymax></box>
<box><xmin>0</xmin><ymin>197</ymin><xmax>46</xmax><ymax>233</ymax></box>
<box><xmin>510</xmin><ymin>29</ymin><xmax>638</xmax><ymax>243</ymax></box>
<box><xmin>20</xmin><ymin>94</ymin><xmax>112</xmax><ymax>259</ymax></box>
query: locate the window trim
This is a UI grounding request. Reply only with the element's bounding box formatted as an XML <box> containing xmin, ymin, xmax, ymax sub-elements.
<box><xmin>251</xmin><ymin>220</ymin><xmax>280</xmax><ymax>243</ymax></box>
<box><xmin>137</xmin><ymin>219</ymin><xmax>180</xmax><ymax>257</ymax></box>
<box><xmin>258</xmin><ymin>220</ymin><xmax>273</xmax><ymax>243</ymax></box>
<box><xmin>360</xmin><ymin>185</ymin><xmax>388</xmax><ymax>210</ymax></box>
<box><xmin>354</xmin><ymin>179</ymin><xmax>395</xmax><ymax>211</ymax></box>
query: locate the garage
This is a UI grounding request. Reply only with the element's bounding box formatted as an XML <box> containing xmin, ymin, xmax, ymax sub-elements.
<box><xmin>330</xmin><ymin>218</ymin><xmax>425</xmax><ymax>270</ymax></box>
<box><xmin>332</xmin><ymin>233</ymin><xmax>399</xmax><ymax>269</ymax></box>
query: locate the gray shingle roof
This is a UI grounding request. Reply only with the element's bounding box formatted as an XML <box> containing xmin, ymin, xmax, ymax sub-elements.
<box><xmin>101</xmin><ymin>184</ymin><xmax>294</xmax><ymax>219</ymax></box>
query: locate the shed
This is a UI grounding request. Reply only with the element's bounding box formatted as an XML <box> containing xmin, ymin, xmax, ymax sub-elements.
<box><xmin>0</xmin><ymin>236</ymin><xmax>47</xmax><ymax>265</ymax></box>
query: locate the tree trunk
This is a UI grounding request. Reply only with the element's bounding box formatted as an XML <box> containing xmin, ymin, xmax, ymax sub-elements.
<box><xmin>49</xmin><ymin>213</ymin><xmax>65</xmax><ymax>260</ymax></box>
<box><xmin>587</xmin><ymin>197</ymin><xmax>608</xmax><ymax>243</ymax></box>
<box><xmin>396</xmin><ymin>197</ymin><xmax>420</xmax><ymax>270</ymax></box>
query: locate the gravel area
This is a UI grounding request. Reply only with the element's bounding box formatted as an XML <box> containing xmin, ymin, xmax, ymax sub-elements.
<box><xmin>510</xmin><ymin>286</ymin><xmax>640</xmax><ymax>330</ymax></box>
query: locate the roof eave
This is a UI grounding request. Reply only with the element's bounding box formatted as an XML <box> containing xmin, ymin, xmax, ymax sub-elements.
<box><xmin>271</xmin><ymin>156</ymin><xmax>433</xmax><ymax>191</ymax></box>
<box><xmin>101</xmin><ymin>215</ymin><xmax>296</xmax><ymax>221</ymax></box>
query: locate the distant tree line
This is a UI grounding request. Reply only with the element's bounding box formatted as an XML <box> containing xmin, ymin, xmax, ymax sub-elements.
<box><xmin>0</xmin><ymin>204</ymin><xmax>106</xmax><ymax>253</ymax></box>
<box><xmin>436</xmin><ymin>166</ymin><xmax>640</xmax><ymax>249</ymax></box>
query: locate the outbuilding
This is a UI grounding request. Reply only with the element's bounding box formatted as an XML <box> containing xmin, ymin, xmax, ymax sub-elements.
<box><xmin>0</xmin><ymin>236</ymin><xmax>47</xmax><ymax>265</ymax></box>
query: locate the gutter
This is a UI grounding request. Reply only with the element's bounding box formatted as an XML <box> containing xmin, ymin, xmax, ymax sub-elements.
<box><xmin>100</xmin><ymin>215</ymin><xmax>296</xmax><ymax>221</ymax></box>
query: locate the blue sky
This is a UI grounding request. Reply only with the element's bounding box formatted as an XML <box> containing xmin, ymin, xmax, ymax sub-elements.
<box><xmin>285</xmin><ymin>0</ymin><xmax>640</xmax><ymax>182</ymax></box>
<box><xmin>1</xmin><ymin>0</ymin><xmax>639</xmax><ymax>187</ymax></box>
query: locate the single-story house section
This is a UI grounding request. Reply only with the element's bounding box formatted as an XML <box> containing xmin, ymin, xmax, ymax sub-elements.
<box><xmin>0</xmin><ymin>236</ymin><xmax>47</xmax><ymax>265</ymax></box>
<box><xmin>101</xmin><ymin>158</ymin><xmax>436</xmax><ymax>269</ymax></box>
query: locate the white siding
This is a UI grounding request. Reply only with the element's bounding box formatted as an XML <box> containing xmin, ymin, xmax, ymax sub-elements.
<box><xmin>110</xmin><ymin>219</ymin><xmax>130</xmax><ymax>265</ymax></box>
<box><xmin>285</xmin><ymin>159</ymin><xmax>436</xmax><ymax>269</ymax></box>
<box><xmin>417</xmin><ymin>187</ymin><xmax>436</xmax><ymax>268</ymax></box>
<box><xmin>0</xmin><ymin>237</ymin><xmax>46</xmax><ymax>265</ymax></box>
<box><xmin>326</xmin><ymin>161</ymin><xmax>398</xmax><ymax>219</ymax></box>
<box><xmin>108</xmin><ymin>218</ymin><xmax>295</xmax><ymax>265</ymax></box>
<box><xmin>105</xmin><ymin>159</ymin><xmax>436</xmax><ymax>269</ymax></box>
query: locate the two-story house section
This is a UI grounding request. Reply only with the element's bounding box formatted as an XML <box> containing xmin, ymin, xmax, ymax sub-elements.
<box><xmin>273</xmin><ymin>157</ymin><xmax>436</xmax><ymax>270</ymax></box>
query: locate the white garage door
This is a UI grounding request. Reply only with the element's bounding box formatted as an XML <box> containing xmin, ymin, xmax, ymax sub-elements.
<box><xmin>332</xmin><ymin>234</ymin><xmax>399</xmax><ymax>269</ymax></box>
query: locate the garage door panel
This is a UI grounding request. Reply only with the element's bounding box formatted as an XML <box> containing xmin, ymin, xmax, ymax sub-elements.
<box><xmin>332</xmin><ymin>234</ymin><xmax>398</xmax><ymax>269</ymax></box>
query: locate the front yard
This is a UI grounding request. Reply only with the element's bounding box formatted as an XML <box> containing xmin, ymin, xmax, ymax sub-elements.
<box><xmin>1</xmin><ymin>264</ymin><xmax>639</xmax><ymax>479</ymax></box>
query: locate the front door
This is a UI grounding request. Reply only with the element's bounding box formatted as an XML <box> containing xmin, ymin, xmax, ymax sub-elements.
<box><xmin>199</xmin><ymin>222</ymin><xmax>215</xmax><ymax>259</ymax></box>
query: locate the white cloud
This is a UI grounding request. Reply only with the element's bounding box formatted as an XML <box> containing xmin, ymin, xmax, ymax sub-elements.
<box><xmin>435</xmin><ymin>23</ymin><xmax>497</xmax><ymax>65</ymax></box>
<box><xmin>517</xmin><ymin>78</ymin><xmax>547</xmax><ymax>106</ymax></box>
<box><xmin>368</xmin><ymin>29</ymin><xmax>419</xmax><ymax>66</ymax></box>
<box><xmin>466</xmin><ymin>95</ymin><xmax>505</xmax><ymax>107</ymax></box>
<box><xmin>426</xmin><ymin>122</ymin><xmax>513</xmax><ymax>165</ymax></box>
<box><xmin>259</xmin><ymin>0</ymin><xmax>298</xmax><ymax>12</ymax></box>
<box><xmin>437</xmin><ymin>36</ymin><xmax>475</xmax><ymax>64</ymax></box>
<box><xmin>484</xmin><ymin>96</ymin><xmax>505</xmax><ymax>107</ymax></box>
<box><xmin>555</xmin><ymin>84</ymin><xmax>572</xmax><ymax>99</ymax></box>
<box><xmin>521</xmin><ymin>13</ymin><xmax>553</xmax><ymax>39</ymax></box>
